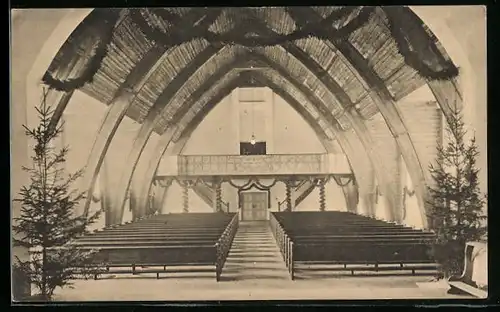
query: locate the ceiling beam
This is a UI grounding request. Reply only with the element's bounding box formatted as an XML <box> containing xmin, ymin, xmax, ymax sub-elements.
<box><xmin>250</xmin><ymin>74</ymin><xmax>363</xmax><ymax>214</ymax></box>
<box><xmin>177</xmin><ymin>70</ymin><xmax>371</xmax><ymax>217</ymax></box>
<box><xmin>290</xmin><ymin>7</ymin><xmax>429</xmax><ymax>226</ymax></box>
<box><xmin>249</xmin><ymin>52</ymin><xmax>397</xmax><ymax>220</ymax></box>
<box><xmin>131</xmin><ymin>76</ymin><xmax>246</xmax><ymax>218</ymax></box>
<box><xmin>277</xmin><ymin>45</ymin><xmax>402</xmax><ymax>220</ymax></box>
<box><xmin>251</xmin><ymin>69</ymin><xmax>377</xmax><ymax>217</ymax></box>
<box><xmin>108</xmin><ymin>44</ymin><xmax>234</xmax><ymax>224</ymax></box>
<box><xmin>381</xmin><ymin>7</ymin><xmax>463</xmax><ymax>121</ymax></box>
<box><xmin>168</xmin><ymin>53</ymin><xmax>258</xmax><ymax>127</ymax></box>
<box><xmin>80</xmin><ymin>9</ymin><xmax>221</xmax><ymax>218</ymax></box>
<box><xmin>47</xmin><ymin>9</ymin><xmax>128</xmax><ymax>134</ymax></box>
<box><xmin>246</xmin><ymin>18</ymin><xmax>400</xmax><ymax>219</ymax></box>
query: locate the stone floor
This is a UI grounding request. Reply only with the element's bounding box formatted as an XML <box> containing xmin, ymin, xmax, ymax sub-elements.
<box><xmin>52</xmin><ymin>221</ymin><xmax>473</xmax><ymax>301</ymax></box>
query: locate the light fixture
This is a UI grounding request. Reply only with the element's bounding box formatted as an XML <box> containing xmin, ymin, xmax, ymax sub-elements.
<box><xmin>250</xmin><ymin>99</ymin><xmax>256</xmax><ymax>145</ymax></box>
<box><xmin>250</xmin><ymin>134</ymin><xmax>256</xmax><ymax>145</ymax></box>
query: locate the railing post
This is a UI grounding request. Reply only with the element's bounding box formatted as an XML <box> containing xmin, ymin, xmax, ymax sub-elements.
<box><xmin>285</xmin><ymin>181</ymin><xmax>293</xmax><ymax>212</ymax></box>
<box><xmin>290</xmin><ymin>241</ymin><xmax>295</xmax><ymax>280</ymax></box>
<box><xmin>319</xmin><ymin>178</ymin><xmax>326</xmax><ymax>212</ymax></box>
<box><xmin>215</xmin><ymin>242</ymin><xmax>221</xmax><ymax>282</ymax></box>
<box><xmin>181</xmin><ymin>180</ymin><xmax>190</xmax><ymax>213</ymax></box>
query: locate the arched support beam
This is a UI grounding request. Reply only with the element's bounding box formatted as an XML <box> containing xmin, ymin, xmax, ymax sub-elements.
<box><xmin>80</xmin><ymin>10</ymin><xmax>219</xmax><ymax>217</ymax></box>
<box><xmin>127</xmin><ymin>57</ymin><xmax>251</xmax><ymax>220</ymax></box>
<box><xmin>290</xmin><ymin>6</ymin><xmax>430</xmax><ymax>227</ymax></box>
<box><xmin>385</xmin><ymin>7</ymin><xmax>464</xmax><ymax>122</ymax></box>
<box><xmin>158</xmin><ymin>180</ymin><xmax>172</xmax><ymax>214</ymax></box>
<box><xmin>251</xmin><ymin>53</ymin><xmax>396</xmax><ymax>220</ymax></box>
<box><xmin>252</xmin><ymin>76</ymin><xmax>369</xmax><ymax>216</ymax></box>
<box><xmin>108</xmin><ymin>45</ymin><xmax>229</xmax><ymax>224</ymax></box>
<box><xmin>279</xmin><ymin>42</ymin><xmax>400</xmax><ymax>218</ymax></box>
<box><xmin>342</xmin><ymin>181</ymin><xmax>359</xmax><ymax>214</ymax></box>
<box><xmin>137</xmin><ymin>70</ymin><xmax>369</xmax><ymax>219</ymax></box>
<box><xmin>142</xmin><ymin>79</ymin><xmax>243</xmax><ymax>217</ymax></box>
<box><xmin>185</xmin><ymin>71</ymin><xmax>372</xmax><ymax>217</ymax></box>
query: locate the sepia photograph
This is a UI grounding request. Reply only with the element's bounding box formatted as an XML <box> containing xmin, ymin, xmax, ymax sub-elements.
<box><xmin>10</xmin><ymin>6</ymin><xmax>487</xmax><ymax>302</ymax></box>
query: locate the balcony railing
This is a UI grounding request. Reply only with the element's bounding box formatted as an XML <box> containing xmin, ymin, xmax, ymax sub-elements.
<box><xmin>157</xmin><ymin>153</ymin><xmax>351</xmax><ymax>177</ymax></box>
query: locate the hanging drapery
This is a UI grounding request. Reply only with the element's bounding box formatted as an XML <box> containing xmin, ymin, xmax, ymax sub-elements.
<box><xmin>401</xmin><ymin>186</ymin><xmax>416</xmax><ymax>220</ymax></box>
<box><xmin>42</xmin><ymin>9</ymin><xmax>121</xmax><ymax>91</ymax></box>
<box><xmin>382</xmin><ymin>7</ymin><xmax>459</xmax><ymax>80</ymax></box>
<box><xmin>131</xmin><ymin>6</ymin><xmax>457</xmax><ymax>81</ymax></box>
<box><xmin>131</xmin><ymin>7</ymin><xmax>374</xmax><ymax>49</ymax></box>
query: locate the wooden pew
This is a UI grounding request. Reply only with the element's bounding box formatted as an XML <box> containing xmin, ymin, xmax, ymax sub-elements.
<box><xmin>270</xmin><ymin>212</ymin><xmax>439</xmax><ymax>280</ymax></box>
<box><xmin>67</xmin><ymin>213</ymin><xmax>239</xmax><ymax>281</ymax></box>
<box><xmin>448</xmin><ymin>241</ymin><xmax>488</xmax><ymax>298</ymax></box>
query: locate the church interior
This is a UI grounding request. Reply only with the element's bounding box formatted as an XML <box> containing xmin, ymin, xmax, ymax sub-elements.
<box><xmin>11</xmin><ymin>6</ymin><xmax>487</xmax><ymax>301</ymax></box>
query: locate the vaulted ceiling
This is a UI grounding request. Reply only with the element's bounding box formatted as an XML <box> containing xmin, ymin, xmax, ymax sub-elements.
<box><xmin>46</xmin><ymin>7</ymin><xmax>453</xmax><ymax>142</ymax></box>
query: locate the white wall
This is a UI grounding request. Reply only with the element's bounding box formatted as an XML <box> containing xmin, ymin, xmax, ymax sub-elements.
<box><xmin>182</xmin><ymin>95</ymin><xmax>238</xmax><ymax>155</ymax></box>
<box><xmin>161</xmin><ymin>180</ymin><xmax>212</xmax><ymax>214</ymax></box>
<box><xmin>180</xmin><ymin>88</ymin><xmax>326</xmax><ymax>156</ymax></box>
<box><xmin>60</xmin><ymin>91</ymin><xmax>107</xmax><ymax>230</ymax></box>
<box><xmin>295</xmin><ymin>181</ymin><xmax>348</xmax><ymax>212</ymax></box>
<box><xmin>271</xmin><ymin>91</ymin><xmax>326</xmax><ymax>154</ymax></box>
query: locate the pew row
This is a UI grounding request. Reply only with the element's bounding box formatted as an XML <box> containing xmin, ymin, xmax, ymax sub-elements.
<box><xmin>270</xmin><ymin>211</ymin><xmax>441</xmax><ymax>280</ymax></box>
<box><xmin>56</xmin><ymin>213</ymin><xmax>239</xmax><ymax>281</ymax></box>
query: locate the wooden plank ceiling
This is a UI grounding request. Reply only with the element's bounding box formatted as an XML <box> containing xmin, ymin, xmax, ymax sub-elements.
<box><xmin>47</xmin><ymin>7</ymin><xmax>429</xmax><ymax>138</ymax></box>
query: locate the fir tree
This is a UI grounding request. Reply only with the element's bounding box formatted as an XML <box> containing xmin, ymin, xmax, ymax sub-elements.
<box><xmin>12</xmin><ymin>88</ymin><xmax>102</xmax><ymax>301</ymax></box>
<box><xmin>427</xmin><ymin>106</ymin><xmax>487</xmax><ymax>279</ymax></box>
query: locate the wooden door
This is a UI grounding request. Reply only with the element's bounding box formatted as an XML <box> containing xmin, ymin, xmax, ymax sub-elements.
<box><xmin>241</xmin><ymin>192</ymin><xmax>268</xmax><ymax>221</ymax></box>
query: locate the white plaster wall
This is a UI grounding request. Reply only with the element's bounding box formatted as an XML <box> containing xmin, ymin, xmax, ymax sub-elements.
<box><xmin>161</xmin><ymin>181</ymin><xmax>212</xmax><ymax>213</ymax></box>
<box><xmin>271</xmin><ymin>92</ymin><xmax>326</xmax><ymax>154</ymax></box>
<box><xmin>182</xmin><ymin>95</ymin><xmax>238</xmax><ymax>155</ymax></box>
<box><xmin>60</xmin><ymin>91</ymin><xmax>108</xmax><ymax>230</ymax></box>
<box><xmin>295</xmin><ymin>181</ymin><xmax>347</xmax><ymax>212</ymax></box>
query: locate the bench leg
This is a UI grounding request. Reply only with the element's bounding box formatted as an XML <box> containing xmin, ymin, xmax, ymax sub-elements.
<box><xmin>156</xmin><ymin>273</ymin><xmax>160</xmax><ymax>279</ymax></box>
<box><xmin>216</xmin><ymin>267</ymin><xmax>221</xmax><ymax>282</ymax></box>
<box><xmin>94</xmin><ymin>274</ymin><xmax>98</xmax><ymax>280</ymax></box>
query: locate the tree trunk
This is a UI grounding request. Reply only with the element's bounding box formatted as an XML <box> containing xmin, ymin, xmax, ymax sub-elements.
<box><xmin>41</xmin><ymin>247</ymin><xmax>47</xmax><ymax>298</ymax></box>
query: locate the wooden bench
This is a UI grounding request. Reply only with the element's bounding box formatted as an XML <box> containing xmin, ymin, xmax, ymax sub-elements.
<box><xmin>270</xmin><ymin>212</ymin><xmax>439</xmax><ymax>280</ymax></box>
<box><xmin>66</xmin><ymin>213</ymin><xmax>239</xmax><ymax>281</ymax></box>
<box><xmin>447</xmin><ymin>241</ymin><xmax>488</xmax><ymax>298</ymax></box>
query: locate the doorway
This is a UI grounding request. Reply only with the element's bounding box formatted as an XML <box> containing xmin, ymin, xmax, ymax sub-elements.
<box><xmin>240</xmin><ymin>191</ymin><xmax>268</xmax><ymax>221</ymax></box>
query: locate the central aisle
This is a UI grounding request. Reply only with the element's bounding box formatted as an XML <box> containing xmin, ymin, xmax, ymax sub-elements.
<box><xmin>221</xmin><ymin>221</ymin><xmax>290</xmax><ymax>283</ymax></box>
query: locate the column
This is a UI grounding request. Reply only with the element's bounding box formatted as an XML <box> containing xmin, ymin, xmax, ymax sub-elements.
<box><xmin>214</xmin><ymin>178</ymin><xmax>223</xmax><ymax>213</ymax></box>
<box><xmin>285</xmin><ymin>180</ymin><xmax>292</xmax><ymax>212</ymax></box>
<box><xmin>319</xmin><ymin>179</ymin><xmax>326</xmax><ymax>212</ymax></box>
<box><xmin>182</xmin><ymin>181</ymin><xmax>189</xmax><ymax>213</ymax></box>
<box><xmin>342</xmin><ymin>182</ymin><xmax>359</xmax><ymax>213</ymax></box>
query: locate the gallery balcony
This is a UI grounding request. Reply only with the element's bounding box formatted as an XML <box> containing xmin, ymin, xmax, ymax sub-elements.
<box><xmin>157</xmin><ymin>153</ymin><xmax>351</xmax><ymax>178</ymax></box>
